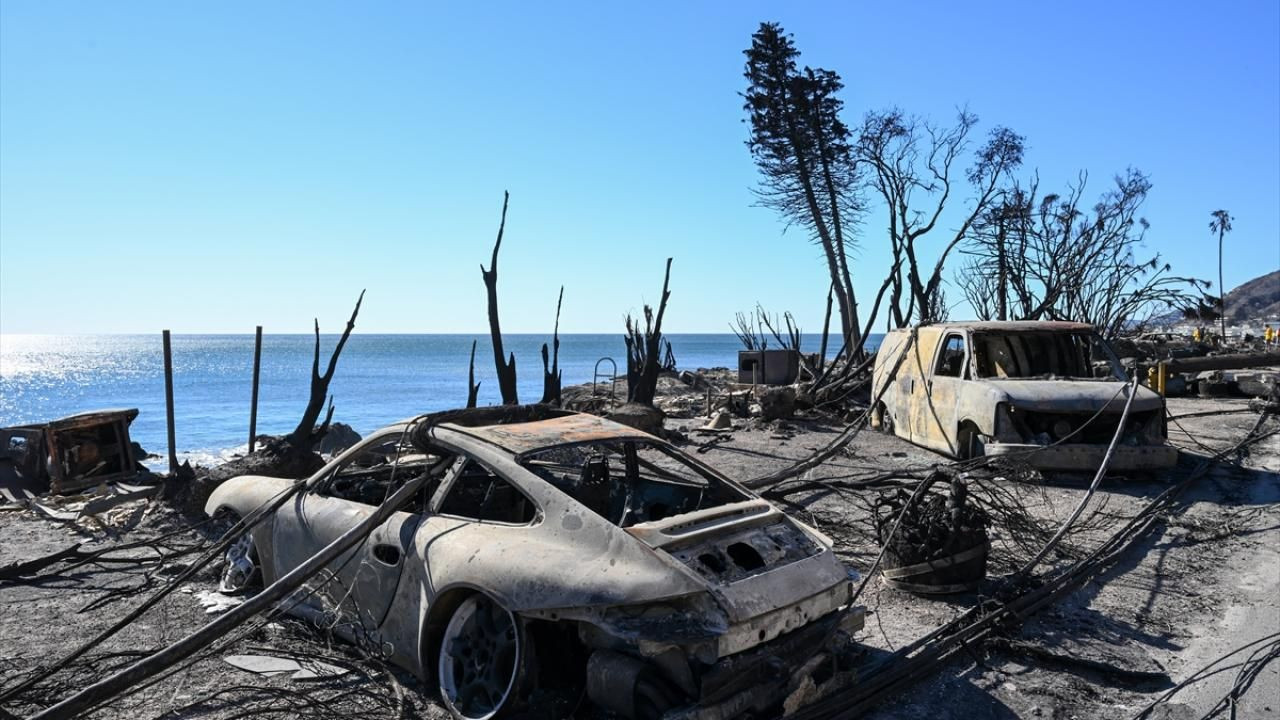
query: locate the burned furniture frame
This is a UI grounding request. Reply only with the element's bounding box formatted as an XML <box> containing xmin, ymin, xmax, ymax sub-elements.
<box><xmin>0</xmin><ymin>409</ymin><xmax>141</xmax><ymax>495</ymax></box>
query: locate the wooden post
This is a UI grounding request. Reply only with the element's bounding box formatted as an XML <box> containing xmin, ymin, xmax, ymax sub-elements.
<box><xmin>162</xmin><ymin>330</ymin><xmax>178</xmax><ymax>475</ymax></box>
<box><xmin>248</xmin><ymin>326</ymin><xmax>263</xmax><ymax>453</ymax></box>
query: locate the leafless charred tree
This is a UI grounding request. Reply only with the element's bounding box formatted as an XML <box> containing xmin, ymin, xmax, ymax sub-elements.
<box><xmin>730</xmin><ymin>304</ymin><xmax>801</xmax><ymax>351</ymax></box>
<box><xmin>1210</xmin><ymin>209</ymin><xmax>1233</xmax><ymax>340</ymax></box>
<box><xmin>743</xmin><ymin>23</ymin><xmax>864</xmax><ymax>354</ymax></box>
<box><xmin>466</xmin><ymin>340</ymin><xmax>480</xmax><ymax>409</ymax></box>
<box><xmin>958</xmin><ymin>170</ymin><xmax>1209</xmax><ymax>339</ymax></box>
<box><xmin>288</xmin><ymin>290</ymin><xmax>364</xmax><ymax>448</ymax></box>
<box><xmin>540</xmin><ymin>286</ymin><xmax>564</xmax><ymax>406</ymax></box>
<box><xmin>624</xmin><ymin>258</ymin><xmax>673</xmax><ymax>406</ymax></box>
<box><xmin>857</xmin><ymin>109</ymin><xmax>1024</xmax><ymax>328</ymax></box>
<box><xmin>481</xmin><ymin>192</ymin><xmax>519</xmax><ymax>404</ymax></box>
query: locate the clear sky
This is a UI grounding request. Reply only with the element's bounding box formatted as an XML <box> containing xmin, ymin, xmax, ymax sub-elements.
<box><xmin>2</xmin><ymin>1</ymin><xmax>1277</xmax><ymax>334</ymax></box>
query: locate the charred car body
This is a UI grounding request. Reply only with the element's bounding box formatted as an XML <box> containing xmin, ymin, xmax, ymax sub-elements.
<box><xmin>206</xmin><ymin>410</ymin><xmax>863</xmax><ymax>719</ymax></box>
<box><xmin>871</xmin><ymin>321</ymin><xmax>1177</xmax><ymax>471</ymax></box>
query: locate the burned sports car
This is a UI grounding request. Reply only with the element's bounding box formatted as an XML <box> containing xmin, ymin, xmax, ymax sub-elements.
<box><xmin>871</xmin><ymin>321</ymin><xmax>1177</xmax><ymax>471</ymax></box>
<box><xmin>205</xmin><ymin>408</ymin><xmax>864</xmax><ymax>719</ymax></box>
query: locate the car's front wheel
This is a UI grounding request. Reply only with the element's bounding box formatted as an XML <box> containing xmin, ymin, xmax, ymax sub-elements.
<box><xmin>215</xmin><ymin>511</ymin><xmax>262</xmax><ymax>594</ymax></box>
<box><xmin>957</xmin><ymin>422</ymin><xmax>985</xmax><ymax>461</ymax></box>
<box><xmin>438</xmin><ymin>593</ymin><xmax>526</xmax><ymax>720</ymax></box>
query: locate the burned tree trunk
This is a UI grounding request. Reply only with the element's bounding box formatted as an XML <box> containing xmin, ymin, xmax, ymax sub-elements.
<box><xmin>481</xmin><ymin>192</ymin><xmax>519</xmax><ymax>405</ymax></box>
<box><xmin>624</xmin><ymin>258</ymin><xmax>673</xmax><ymax>406</ymax></box>
<box><xmin>466</xmin><ymin>339</ymin><xmax>481</xmax><ymax>408</ymax></box>
<box><xmin>288</xmin><ymin>290</ymin><xmax>364</xmax><ymax>449</ymax></box>
<box><xmin>540</xmin><ymin>286</ymin><xmax>564</xmax><ymax>406</ymax></box>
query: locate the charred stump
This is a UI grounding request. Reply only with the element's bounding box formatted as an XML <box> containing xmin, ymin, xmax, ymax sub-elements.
<box><xmin>540</xmin><ymin>286</ymin><xmax>564</xmax><ymax>406</ymax></box>
<box><xmin>288</xmin><ymin>290</ymin><xmax>365</xmax><ymax>449</ymax></box>
<box><xmin>624</xmin><ymin>258</ymin><xmax>673</xmax><ymax>407</ymax></box>
<box><xmin>466</xmin><ymin>339</ymin><xmax>481</xmax><ymax>408</ymax></box>
<box><xmin>481</xmin><ymin>192</ymin><xmax>519</xmax><ymax>405</ymax></box>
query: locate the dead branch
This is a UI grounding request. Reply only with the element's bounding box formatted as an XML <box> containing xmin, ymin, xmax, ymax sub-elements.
<box><xmin>987</xmin><ymin>639</ymin><xmax>1171</xmax><ymax>685</ymax></box>
<box><xmin>481</xmin><ymin>191</ymin><xmax>519</xmax><ymax>404</ymax></box>
<box><xmin>818</xmin><ymin>283</ymin><xmax>834</xmax><ymax>371</ymax></box>
<box><xmin>289</xmin><ymin>290</ymin><xmax>365</xmax><ymax>448</ymax></box>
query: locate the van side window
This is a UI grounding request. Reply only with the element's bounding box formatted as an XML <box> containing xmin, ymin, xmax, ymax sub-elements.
<box><xmin>934</xmin><ymin>335</ymin><xmax>967</xmax><ymax>377</ymax></box>
<box><xmin>437</xmin><ymin>460</ymin><xmax>536</xmax><ymax>524</ymax></box>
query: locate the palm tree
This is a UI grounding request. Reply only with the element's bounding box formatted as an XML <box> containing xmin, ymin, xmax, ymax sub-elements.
<box><xmin>1209</xmin><ymin>209</ymin><xmax>1233</xmax><ymax>342</ymax></box>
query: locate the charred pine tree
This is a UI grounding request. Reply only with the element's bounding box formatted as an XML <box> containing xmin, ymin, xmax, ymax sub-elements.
<box><xmin>288</xmin><ymin>290</ymin><xmax>365</xmax><ymax>449</ymax></box>
<box><xmin>624</xmin><ymin>258</ymin><xmax>673</xmax><ymax>406</ymax></box>
<box><xmin>481</xmin><ymin>192</ymin><xmax>519</xmax><ymax>404</ymax></box>
<box><xmin>466</xmin><ymin>340</ymin><xmax>481</xmax><ymax>408</ymax></box>
<box><xmin>540</xmin><ymin>286</ymin><xmax>564</xmax><ymax>406</ymax></box>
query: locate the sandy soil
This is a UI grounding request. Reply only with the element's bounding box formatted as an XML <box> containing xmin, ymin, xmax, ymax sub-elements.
<box><xmin>1</xmin><ymin>383</ymin><xmax>1276</xmax><ymax>720</ymax></box>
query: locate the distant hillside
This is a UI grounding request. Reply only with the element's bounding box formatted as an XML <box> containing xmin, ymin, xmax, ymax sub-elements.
<box><xmin>1224</xmin><ymin>269</ymin><xmax>1280</xmax><ymax>322</ymax></box>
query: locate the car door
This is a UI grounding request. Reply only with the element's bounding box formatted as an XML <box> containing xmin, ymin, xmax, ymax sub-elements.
<box><xmin>272</xmin><ymin>431</ymin><xmax>438</xmax><ymax>633</ymax></box>
<box><xmin>912</xmin><ymin>331</ymin><xmax>967</xmax><ymax>455</ymax></box>
<box><xmin>416</xmin><ymin>453</ymin><xmax>540</xmax><ymax>596</ymax></box>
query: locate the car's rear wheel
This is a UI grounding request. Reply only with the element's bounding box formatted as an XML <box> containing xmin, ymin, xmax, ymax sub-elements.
<box><xmin>439</xmin><ymin>593</ymin><xmax>525</xmax><ymax>720</ymax></box>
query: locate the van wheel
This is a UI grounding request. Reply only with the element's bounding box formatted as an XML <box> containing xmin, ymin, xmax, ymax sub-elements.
<box><xmin>874</xmin><ymin>403</ymin><xmax>894</xmax><ymax>435</ymax></box>
<box><xmin>957</xmin><ymin>423</ymin><xmax>984</xmax><ymax>461</ymax></box>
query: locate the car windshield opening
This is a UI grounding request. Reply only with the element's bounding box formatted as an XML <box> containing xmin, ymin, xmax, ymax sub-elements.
<box><xmin>972</xmin><ymin>332</ymin><xmax>1123</xmax><ymax>380</ymax></box>
<box><xmin>520</xmin><ymin>440</ymin><xmax>749</xmax><ymax>528</ymax></box>
<box><xmin>321</xmin><ymin>436</ymin><xmax>455</xmax><ymax>513</ymax></box>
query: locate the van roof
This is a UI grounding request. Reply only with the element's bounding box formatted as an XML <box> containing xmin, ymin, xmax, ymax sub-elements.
<box><xmin>889</xmin><ymin>321</ymin><xmax>1095</xmax><ymax>333</ymax></box>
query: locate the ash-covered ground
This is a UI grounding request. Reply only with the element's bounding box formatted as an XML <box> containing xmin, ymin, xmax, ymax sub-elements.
<box><xmin>1</xmin><ymin>376</ymin><xmax>1276</xmax><ymax>720</ymax></box>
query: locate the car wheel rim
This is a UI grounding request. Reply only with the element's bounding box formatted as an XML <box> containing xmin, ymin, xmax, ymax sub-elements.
<box><xmin>439</xmin><ymin>594</ymin><xmax>520</xmax><ymax>719</ymax></box>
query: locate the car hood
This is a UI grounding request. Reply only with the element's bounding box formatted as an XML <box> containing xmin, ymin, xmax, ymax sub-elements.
<box><xmin>977</xmin><ymin>379</ymin><xmax>1164</xmax><ymax>414</ymax></box>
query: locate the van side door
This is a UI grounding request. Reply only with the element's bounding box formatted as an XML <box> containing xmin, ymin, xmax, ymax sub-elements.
<box><xmin>912</xmin><ymin>331</ymin><xmax>968</xmax><ymax>456</ymax></box>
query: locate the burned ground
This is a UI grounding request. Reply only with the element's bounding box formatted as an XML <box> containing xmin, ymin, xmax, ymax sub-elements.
<box><xmin>0</xmin><ymin>390</ymin><xmax>1276</xmax><ymax>719</ymax></box>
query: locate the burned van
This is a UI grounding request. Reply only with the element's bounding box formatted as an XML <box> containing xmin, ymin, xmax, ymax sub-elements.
<box><xmin>870</xmin><ymin>322</ymin><xmax>1177</xmax><ymax>471</ymax></box>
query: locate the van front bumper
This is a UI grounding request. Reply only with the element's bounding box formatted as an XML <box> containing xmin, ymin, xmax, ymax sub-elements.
<box><xmin>983</xmin><ymin>442</ymin><xmax>1178</xmax><ymax>471</ymax></box>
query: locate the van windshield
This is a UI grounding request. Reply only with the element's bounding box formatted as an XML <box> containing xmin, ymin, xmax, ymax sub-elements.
<box><xmin>971</xmin><ymin>331</ymin><xmax>1123</xmax><ymax>380</ymax></box>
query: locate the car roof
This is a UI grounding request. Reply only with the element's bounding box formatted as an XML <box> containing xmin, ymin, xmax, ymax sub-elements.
<box><xmin>891</xmin><ymin>320</ymin><xmax>1096</xmax><ymax>333</ymax></box>
<box><xmin>439</xmin><ymin>413</ymin><xmax>655</xmax><ymax>458</ymax></box>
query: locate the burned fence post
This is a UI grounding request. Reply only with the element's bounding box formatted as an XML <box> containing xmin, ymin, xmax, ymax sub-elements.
<box><xmin>162</xmin><ymin>329</ymin><xmax>178</xmax><ymax>475</ymax></box>
<box><xmin>248</xmin><ymin>325</ymin><xmax>263</xmax><ymax>453</ymax></box>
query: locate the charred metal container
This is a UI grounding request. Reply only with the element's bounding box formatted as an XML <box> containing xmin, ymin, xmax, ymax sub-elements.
<box><xmin>0</xmin><ymin>409</ymin><xmax>141</xmax><ymax>495</ymax></box>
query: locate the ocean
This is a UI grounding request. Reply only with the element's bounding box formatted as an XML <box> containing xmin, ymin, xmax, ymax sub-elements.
<box><xmin>0</xmin><ymin>333</ymin><xmax>881</xmax><ymax>468</ymax></box>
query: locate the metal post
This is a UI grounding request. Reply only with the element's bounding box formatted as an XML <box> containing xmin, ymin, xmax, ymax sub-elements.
<box><xmin>248</xmin><ymin>326</ymin><xmax>263</xmax><ymax>453</ymax></box>
<box><xmin>1157</xmin><ymin>361</ymin><xmax>1167</xmax><ymax>397</ymax></box>
<box><xmin>162</xmin><ymin>330</ymin><xmax>178</xmax><ymax>475</ymax></box>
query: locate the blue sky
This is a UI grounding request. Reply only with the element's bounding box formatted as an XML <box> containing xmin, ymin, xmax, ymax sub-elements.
<box><xmin>2</xmin><ymin>1</ymin><xmax>1277</xmax><ymax>334</ymax></box>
